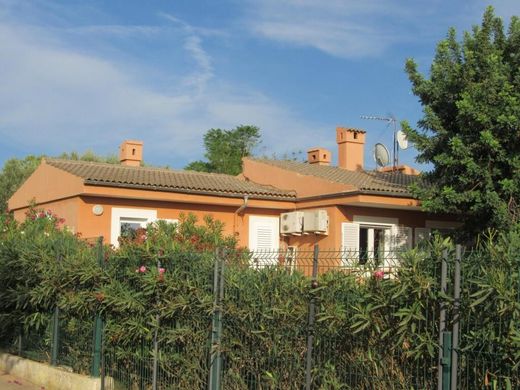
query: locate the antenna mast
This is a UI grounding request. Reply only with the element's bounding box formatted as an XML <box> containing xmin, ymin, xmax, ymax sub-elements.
<box><xmin>361</xmin><ymin>115</ymin><xmax>398</xmax><ymax>168</ymax></box>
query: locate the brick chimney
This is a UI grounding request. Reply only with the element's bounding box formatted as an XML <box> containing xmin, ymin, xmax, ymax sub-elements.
<box><xmin>307</xmin><ymin>147</ymin><xmax>331</xmax><ymax>166</ymax></box>
<box><xmin>119</xmin><ymin>140</ymin><xmax>143</xmax><ymax>167</ymax></box>
<box><xmin>336</xmin><ymin>127</ymin><xmax>365</xmax><ymax>171</ymax></box>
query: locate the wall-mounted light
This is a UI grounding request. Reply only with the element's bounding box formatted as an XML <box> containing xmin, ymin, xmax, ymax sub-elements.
<box><xmin>92</xmin><ymin>205</ymin><xmax>104</xmax><ymax>216</ymax></box>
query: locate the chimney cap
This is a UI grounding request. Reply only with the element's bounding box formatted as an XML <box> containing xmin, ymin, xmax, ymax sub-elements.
<box><xmin>307</xmin><ymin>147</ymin><xmax>331</xmax><ymax>165</ymax></box>
<box><xmin>119</xmin><ymin>139</ymin><xmax>143</xmax><ymax>167</ymax></box>
<box><xmin>336</xmin><ymin>127</ymin><xmax>366</xmax><ymax>134</ymax></box>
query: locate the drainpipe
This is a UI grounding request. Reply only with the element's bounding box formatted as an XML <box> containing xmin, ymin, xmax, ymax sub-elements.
<box><xmin>233</xmin><ymin>195</ymin><xmax>249</xmax><ymax>236</ymax></box>
<box><xmin>235</xmin><ymin>195</ymin><xmax>249</xmax><ymax>215</ymax></box>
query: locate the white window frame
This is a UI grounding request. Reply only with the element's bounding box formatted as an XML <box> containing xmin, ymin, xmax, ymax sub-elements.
<box><xmin>155</xmin><ymin>218</ymin><xmax>179</xmax><ymax>226</ymax></box>
<box><xmin>353</xmin><ymin>216</ymin><xmax>398</xmax><ymax>256</ymax></box>
<box><xmin>345</xmin><ymin>216</ymin><xmax>411</xmax><ymax>269</ymax></box>
<box><xmin>111</xmin><ymin>208</ymin><xmax>157</xmax><ymax>246</ymax></box>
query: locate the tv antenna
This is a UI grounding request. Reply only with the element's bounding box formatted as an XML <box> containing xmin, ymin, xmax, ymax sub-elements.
<box><xmin>361</xmin><ymin>115</ymin><xmax>408</xmax><ymax>169</ymax></box>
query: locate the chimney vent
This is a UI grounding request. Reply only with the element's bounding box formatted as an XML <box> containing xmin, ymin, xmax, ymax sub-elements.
<box><xmin>307</xmin><ymin>148</ymin><xmax>331</xmax><ymax>166</ymax></box>
<box><xmin>119</xmin><ymin>140</ymin><xmax>143</xmax><ymax>167</ymax></box>
<box><xmin>336</xmin><ymin>127</ymin><xmax>366</xmax><ymax>171</ymax></box>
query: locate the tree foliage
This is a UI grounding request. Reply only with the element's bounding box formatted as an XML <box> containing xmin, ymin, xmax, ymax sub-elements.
<box><xmin>0</xmin><ymin>156</ymin><xmax>42</xmax><ymax>213</ymax></box>
<box><xmin>0</xmin><ymin>151</ymin><xmax>118</xmax><ymax>212</ymax></box>
<box><xmin>403</xmin><ymin>7</ymin><xmax>520</xmax><ymax>235</ymax></box>
<box><xmin>185</xmin><ymin>125</ymin><xmax>261</xmax><ymax>175</ymax></box>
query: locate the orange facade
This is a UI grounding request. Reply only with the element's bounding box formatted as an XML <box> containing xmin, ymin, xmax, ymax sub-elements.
<box><xmin>8</xmin><ymin>130</ymin><xmax>460</xmax><ymax>252</ymax></box>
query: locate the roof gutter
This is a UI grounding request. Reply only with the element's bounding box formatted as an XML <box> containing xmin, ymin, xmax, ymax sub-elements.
<box><xmin>83</xmin><ymin>180</ymin><xmax>296</xmax><ymax>201</ymax></box>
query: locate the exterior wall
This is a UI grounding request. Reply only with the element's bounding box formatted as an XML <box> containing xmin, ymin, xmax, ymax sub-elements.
<box><xmin>340</xmin><ymin>206</ymin><xmax>428</xmax><ymax>228</ymax></box>
<box><xmin>283</xmin><ymin>205</ymin><xmax>342</xmax><ymax>250</ymax></box>
<box><xmin>283</xmin><ymin>205</ymin><xmax>459</xmax><ymax>251</ymax></box>
<box><xmin>76</xmin><ymin>196</ymin><xmax>288</xmax><ymax>247</ymax></box>
<box><xmin>12</xmin><ymin>197</ymin><xmax>80</xmax><ymax>231</ymax></box>
<box><xmin>8</xmin><ymin>161</ymin><xmax>84</xmax><ymax>211</ymax></box>
<box><xmin>242</xmin><ymin>158</ymin><xmax>354</xmax><ymax>198</ymax></box>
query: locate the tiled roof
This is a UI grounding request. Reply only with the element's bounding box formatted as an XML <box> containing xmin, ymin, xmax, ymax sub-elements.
<box><xmin>45</xmin><ymin>159</ymin><xmax>296</xmax><ymax>200</ymax></box>
<box><xmin>250</xmin><ymin>159</ymin><xmax>416</xmax><ymax>196</ymax></box>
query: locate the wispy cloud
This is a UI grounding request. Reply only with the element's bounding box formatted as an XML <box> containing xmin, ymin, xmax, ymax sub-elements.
<box><xmin>243</xmin><ymin>0</ymin><xmax>520</xmax><ymax>60</ymax></box>
<box><xmin>0</xmin><ymin>12</ymin><xmax>322</xmax><ymax>167</ymax></box>
<box><xmin>160</xmin><ymin>13</ymin><xmax>215</xmax><ymax>93</ymax></box>
<box><xmin>242</xmin><ymin>0</ymin><xmax>420</xmax><ymax>58</ymax></box>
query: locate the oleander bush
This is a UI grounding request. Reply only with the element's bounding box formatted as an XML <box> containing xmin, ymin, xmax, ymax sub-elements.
<box><xmin>0</xmin><ymin>209</ymin><xmax>518</xmax><ymax>389</ymax></box>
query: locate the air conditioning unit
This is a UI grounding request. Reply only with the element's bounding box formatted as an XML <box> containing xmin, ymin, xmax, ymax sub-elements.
<box><xmin>303</xmin><ymin>209</ymin><xmax>329</xmax><ymax>235</ymax></box>
<box><xmin>280</xmin><ymin>212</ymin><xmax>304</xmax><ymax>235</ymax></box>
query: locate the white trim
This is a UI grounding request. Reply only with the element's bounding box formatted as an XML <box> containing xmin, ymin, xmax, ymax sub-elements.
<box><xmin>110</xmin><ymin>208</ymin><xmax>157</xmax><ymax>246</ymax></box>
<box><xmin>353</xmin><ymin>215</ymin><xmax>398</xmax><ymax>226</ymax></box>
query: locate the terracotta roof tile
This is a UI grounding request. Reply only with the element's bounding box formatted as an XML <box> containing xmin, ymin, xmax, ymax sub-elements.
<box><xmin>46</xmin><ymin>159</ymin><xmax>296</xmax><ymax>200</ymax></box>
<box><xmin>250</xmin><ymin>159</ymin><xmax>416</xmax><ymax>196</ymax></box>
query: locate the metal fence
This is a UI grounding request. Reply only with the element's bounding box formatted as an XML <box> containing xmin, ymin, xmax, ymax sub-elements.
<box><xmin>1</xmin><ymin>241</ymin><xmax>518</xmax><ymax>389</ymax></box>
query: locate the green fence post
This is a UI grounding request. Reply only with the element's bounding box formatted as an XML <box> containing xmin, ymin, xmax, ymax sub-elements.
<box><xmin>305</xmin><ymin>245</ymin><xmax>319</xmax><ymax>390</ymax></box>
<box><xmin>91</xmin><ymin>237</ymin><xmax>104</xmax><ymax>377</ymax></box>
<box><xmin>50</xmin><ymin>306</ymin><xmax>60</xmax><ymax>365</ymax></box>
<box><xmin>51</xmin><ymin>250</ymin><xmax>62</xmax><ymax>366</ymax></box>
<box><xmin>450</xmin><ymin>245</ymin><xmax>461</xmax><ymax>390</ymax></box>
<box><xmin>17</xmin><ymin>329</ymin><xmax>22</xmax><ymax>356</ymax></box>
<box><xmin>442</xmin><ymin>331</ymin><xmax>452</xmax><ymax>390</ymax></box>
<box><xmin>209</xmin><ymin>248</ymin><xmax>225</xmax><ymax>390</ymax></box>
<box><xmin>437</xmin><ymin>249</ymin><xmax>449</xmax><ymax>390</ymax></box>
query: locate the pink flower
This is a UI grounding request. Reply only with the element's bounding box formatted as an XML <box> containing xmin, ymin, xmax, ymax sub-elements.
<box><xmin>139</xmin><ymin>265</ymin><xmax>147</xmax><ymax>273</ymax></box>
<box><xmin>159</xmin><ymin>267</ymin><xmax>166</xmax><ymax>275</ymax></box>
<box><xmin>373</xmin><ymin>270</ymin><xmax>385</xmax><ymax>280</ymax></box>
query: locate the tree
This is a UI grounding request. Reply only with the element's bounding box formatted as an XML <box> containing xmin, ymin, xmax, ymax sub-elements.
<box><xmin>0</xmin><ymin>156</ymin><xmax>42</xmax><ymax>212</ymax></box>
<box><xmin>185</xmin><ymin>125</ymin><xmax>261</xmax><ymax>175</ymax></box>
<box><xmin>0</xmin><ymin>151</ymin><xmax>118</xmax><ymax>212</ymax></box>
<box><xmin>402</xmin><ymin>7</ymin><xmax>520</xmax><ymax>235</ymax></box>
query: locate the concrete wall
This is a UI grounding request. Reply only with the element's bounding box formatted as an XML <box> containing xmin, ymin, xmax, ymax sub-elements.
<box><xmin>0</xmin><ymin>353</ymin><xmax>120</xmax><ymax>390</ymax></box>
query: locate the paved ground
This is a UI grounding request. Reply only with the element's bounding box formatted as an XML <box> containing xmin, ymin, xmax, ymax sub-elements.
<box><xmin>0</xmin><ymin>372</ymin><xmax>43</xmax><ymax>390</ymax></box>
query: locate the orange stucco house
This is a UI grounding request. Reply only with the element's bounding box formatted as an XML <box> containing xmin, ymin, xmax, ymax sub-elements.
<box><xmin>8</xmin><ymin>128</ymin><xmax>458</xmax><ymax>267</ymax></box>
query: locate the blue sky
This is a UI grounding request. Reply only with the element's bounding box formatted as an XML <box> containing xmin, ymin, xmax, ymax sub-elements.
<box><xmin>1</xmin><ymin>0</ymin><xmax>519</xmax><ymax>171</ymax></box>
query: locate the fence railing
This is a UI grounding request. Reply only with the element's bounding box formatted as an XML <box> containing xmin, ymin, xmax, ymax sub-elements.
<box><xmin>1</xmin><ymin>241</ymin><xmax>518</xmax><ymax>389</ymax></box>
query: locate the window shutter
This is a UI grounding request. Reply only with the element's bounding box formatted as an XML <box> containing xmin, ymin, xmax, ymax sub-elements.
<box><xmin>414</xmin><ymin>228</ymin><xmax>431</xmax><ymax>246</ymax></box>
<box><xmin>256</xmin><ymin>226</ymin><xmax>274</xmax><ymax>250</ymax></box>
<box><xmin>341</xmin><ymin>222</ymin><xmax>359</xmax><ymax>266</ymax></box>
<box><xmin>249</xmin><ymin>216</ymin><xmax>280</xmax><ymax>252</ymax></box>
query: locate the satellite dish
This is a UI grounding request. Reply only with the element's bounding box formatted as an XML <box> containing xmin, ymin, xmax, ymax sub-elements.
<box><xmin>396</xmin><ymin>130</ymin><xmax>409</xmax><ymax>150</ymax></box>
<box><xmin>374</xmin><ymin>143</ymin><xmax>390</xmax><ymax>167</ymax></box>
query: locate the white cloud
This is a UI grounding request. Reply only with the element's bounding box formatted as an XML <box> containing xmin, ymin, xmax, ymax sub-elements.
<box><xmin>242</xmin><ymin>0</ymin><xmax>418</xmax><ymax>58</ymax></box>
<box><xmin>0</xmin><ymin>18</ymin><xmax>323</xmax><ymax>167</ymax></box>
<box><xmin>241</xmin><ymin>0</ymin><xmax>520</xmax><ymax>59</ymax></box>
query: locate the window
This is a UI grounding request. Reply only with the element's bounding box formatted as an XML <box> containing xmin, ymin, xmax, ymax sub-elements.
<box><xmin>342</xmin><ymin>216</ymin><xmax>412</xmax><ymax>268</ymax></box>
<box><xmin>359</xmin><ymin>226</ymin><xmax>388</xmax><ymax>264</ymax></box>
<box><xmin>111</xmin><ymin>208</ymin><xmax>157</xmax><ymax>246</ymax></box>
